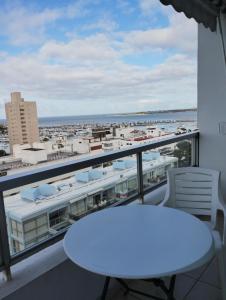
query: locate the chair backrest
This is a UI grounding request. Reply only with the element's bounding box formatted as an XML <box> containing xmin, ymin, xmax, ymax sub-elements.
<box><xmin>164</xmin><ymin>167</ymin><xmax>220</xmax><ymax>219</ymax></box>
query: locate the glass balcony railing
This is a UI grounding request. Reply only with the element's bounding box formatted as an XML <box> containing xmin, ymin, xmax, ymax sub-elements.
<box><xmin>142</xmin><ymin>139</ymin><xmax>192</xmax><ymax>191</ymax></box>
<box><xmin>0</xmin><ymin>131</ymin><xmax>199</xmax><ymax>280</ymax></box>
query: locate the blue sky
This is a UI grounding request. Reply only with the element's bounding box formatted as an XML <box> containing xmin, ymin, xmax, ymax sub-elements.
<box><xmin>0</xmin><ymin>0</ymin><xmax>197</xmax><ymax>117</ymax></box>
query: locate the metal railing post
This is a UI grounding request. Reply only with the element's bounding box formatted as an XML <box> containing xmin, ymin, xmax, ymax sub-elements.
<box><xmin>0</xmin><ymin>191</ymin><xmax>12</xmax><ymax>281</ymax></box>
<box><xmin>191</xmin><ymin>132</ymin><xmax>199</xmax><ymax>167</ymax></box>
<box><xmin>136</xmin><ymin>152</ymin><xmax>144</xmax><ymax>204</ymax></box>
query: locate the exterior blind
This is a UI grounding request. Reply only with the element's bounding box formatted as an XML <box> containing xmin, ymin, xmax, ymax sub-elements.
<box><xmin>160</xmin><ymin>0</ymin><xmax>226</xmax><ymax>32</ymax></box>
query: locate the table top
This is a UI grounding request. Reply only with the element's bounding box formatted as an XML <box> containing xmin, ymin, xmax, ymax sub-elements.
<box><xmin>63</xmin><ymin>205</ymin><xmax>214</xmax><ymax>279</ymax></box>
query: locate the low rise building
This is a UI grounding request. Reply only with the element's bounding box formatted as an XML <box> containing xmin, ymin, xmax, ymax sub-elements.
<box><xmin>13</xmin><ymin>144</ymin><xmax>47</xmax><ymax>165</ymax></box>
<box><xmin>4</xmin><ymin>153</ymin><xmax>178</xmax><ymax>254</ymax></box>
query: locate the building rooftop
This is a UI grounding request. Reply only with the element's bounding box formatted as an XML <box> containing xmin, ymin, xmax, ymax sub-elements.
<box><xmin>4</xmin><ymin>155</ymin><xmax>177</xmax><ymax>221</ymax></box>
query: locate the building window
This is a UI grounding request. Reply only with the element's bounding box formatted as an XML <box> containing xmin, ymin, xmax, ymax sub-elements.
<box><xmin>127</xmin><ymin>177</ymin><xmax>138</xmax><ymax>195</ymax></box>
<box><xmin>23</xmin><ymin>214</ymin><xmax>48</xmax><ymax>244</ymax></box>
<box><xmin>94</xmin><ymin>193</ymin><xmax>101</xmax><ymax>206</ymax></box>
<box><xmin>11</xmin><ymin>219</ymin><xmax>23</xmax><ymax>239</ymax></box>
<box><xmin>12</xmin><ymin>239</ymin><xmax>24</xmax><ymax>253</ymax></box>
<box><xmin>49</xmin><ymin>207</ymin><xmax>68</xmax><ymax>228</ymax></box>
<box><xmin>70</xmin><ymin>199</ymin><xmax>86</xmax><ymax>217</ymax></box>
<box><xmin>115</xmin><ymin>181</ymin><xmax>127</xmax><ymax>194</ymax></box>
<box><xmin>102</xmin><ymin>187</ymin><xmax>115</xmax><ymax>203</ymax></box>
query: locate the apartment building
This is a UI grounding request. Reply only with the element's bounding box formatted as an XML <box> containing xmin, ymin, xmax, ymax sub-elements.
<box><xmin>5</xmin><ymin>92</ymin><xmax>40</xmax><ymax>152</ymax></box>
<box><xmin>4</xmin><ymin>153</ymin><xmax>178</xmax><ymax>254</ymax></box>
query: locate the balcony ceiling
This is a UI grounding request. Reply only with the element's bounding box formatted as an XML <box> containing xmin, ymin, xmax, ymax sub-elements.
<box><xmin>159</xmin><ymin>0</ymin><xmax>226</xmax><ymax>31</ymax></box>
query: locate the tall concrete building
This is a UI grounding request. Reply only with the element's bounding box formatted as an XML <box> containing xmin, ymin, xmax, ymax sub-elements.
<box><xmin>5</xmin><ymin>92</ymin><xmax>40</xmax><ymax>152</ymax></box>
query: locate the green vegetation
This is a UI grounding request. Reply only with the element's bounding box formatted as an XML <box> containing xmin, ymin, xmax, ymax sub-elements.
<box><xmin>0</xmin><ymin>124</ymin><xmax>7</xmax><ymax>134</ymax></box>
<box><xmin>173</xmin><ymin>140</ymin><xmax>191</xmax><ymax>167</ymax></box>
<box><xmin>0</xmin><ymin>150</ymin><xmax>7</xmax><ymax>157</ymax></box>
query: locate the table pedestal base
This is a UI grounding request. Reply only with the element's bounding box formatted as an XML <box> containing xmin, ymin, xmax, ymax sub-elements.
<box><xmin>100</xmin><ymin>275</ymin><xmax>176</xmax><ymax>300</ymax></box>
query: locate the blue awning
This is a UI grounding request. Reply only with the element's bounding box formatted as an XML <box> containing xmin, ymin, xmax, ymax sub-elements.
<box><xmin>159</xmin><ymin>0</ymin><xmax>226</xmax><ymax>31</ymax></box>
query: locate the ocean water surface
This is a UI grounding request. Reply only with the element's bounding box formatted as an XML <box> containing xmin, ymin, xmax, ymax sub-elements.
<box><xmin>38</xmin><ymin>111</ymin><xmax>197</xmax><ymax>127</ymax></box>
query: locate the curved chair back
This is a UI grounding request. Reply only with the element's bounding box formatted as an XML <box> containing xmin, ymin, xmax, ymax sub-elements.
<box><xmin>163</xmin><ymin>167</ymin><xmax>221</xmax><ymax>226</ymax></box>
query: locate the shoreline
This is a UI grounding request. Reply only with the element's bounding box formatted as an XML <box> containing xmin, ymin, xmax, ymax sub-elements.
<box><xmin>38</xmin><ymin>119</ymin><xmax>197</xmax><ymax>128</ymax></box>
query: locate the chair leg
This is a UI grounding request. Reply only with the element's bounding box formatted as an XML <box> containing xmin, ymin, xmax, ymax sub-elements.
<box><xmin>216</xmin><ymin>249</ymin><xmax>226</xmax><ymax>300</ymax></box>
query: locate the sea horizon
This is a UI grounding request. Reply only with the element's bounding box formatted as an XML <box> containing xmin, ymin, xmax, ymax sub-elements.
<box><xmin>38</xmin><ymin>110</ymin><xmax>197</xmax><ymax>128</ymax></box>
<box><xmin>0</xmin><ymin>109</ymin><xmax>198</xmax><ymax>128</ymax></box>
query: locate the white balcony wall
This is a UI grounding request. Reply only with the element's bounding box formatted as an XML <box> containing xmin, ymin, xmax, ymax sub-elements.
<box><xmin>198</xmin><ymin>17</ymin><xmax>226</xmax><ymax>198</ymax></box>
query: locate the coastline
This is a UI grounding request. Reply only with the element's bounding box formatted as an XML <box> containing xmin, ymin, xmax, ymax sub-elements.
<box><xmin>114</xmin><ymin>108</ymin><xmax>197</xmax><ymax>116</ymax></box>
<box><xmin>37</xmin><ymin>110</ymin><xmax>197</xmax><ymax>128</ymax></box>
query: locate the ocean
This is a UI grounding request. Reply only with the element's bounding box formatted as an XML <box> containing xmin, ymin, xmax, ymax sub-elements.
<box><xmin>38</xmin><ymin>111</ymin><xmax>197</xmax><ymax>127</ymax></box>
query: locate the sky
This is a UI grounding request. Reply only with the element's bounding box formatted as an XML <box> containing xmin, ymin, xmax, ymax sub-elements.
<box><xmin>0</xmin><ymin>0</ymin><xmax>197</xmax><ymax>117</ymax></box>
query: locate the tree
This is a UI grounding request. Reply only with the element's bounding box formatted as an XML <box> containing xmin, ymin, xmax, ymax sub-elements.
<box><xmin>0</xmin><ymin>124</ymin><xmax>7</xmax><ymax>134</ymax></box>
<box><xmin>173</xmin><ymin>140</ymin><xmax>191</xmax><ymax>167</ymax></box>
<box><xmin>0</xmin><ymin>150</ymin><xmax>6</xmax><ymax>157</ymax></box>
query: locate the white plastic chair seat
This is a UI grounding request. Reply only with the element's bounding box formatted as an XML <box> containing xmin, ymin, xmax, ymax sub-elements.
<box><xmin>160</xmin><ymin>167</ymin><xmax>226</xmax><ymax>300</ymax></box>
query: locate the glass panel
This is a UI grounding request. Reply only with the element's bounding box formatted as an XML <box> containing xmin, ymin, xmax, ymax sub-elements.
<box><xmin>17</xmin><ymin>222</ymin><xmax>23</xmax><ymax>232</ymax></box>
<box><xmin>37</xmin><ymin>225</ymin><xmax>48</xmax><ymax>235</ymax></box>
<box><xmin>49</xmin><ymin>207</ymin><xmax>68</xmax><ymax>228</ymax></box>
<box><xmin>173</xmin><ymin>140</ymin><xmax>192</xmax><ymax>167</ymax></box>
<box><xmin>24</xmin><ymin>230</ymin><xmax>36</xmax><ymax>242</ymax></box>
<box><xmin>70</xmin><ymin>199</ymin><xmax>86</xmax><ymax>218</ymax></box>
<box><xmin>2</xmin><ymin>138</ymin><xmax>194</xmax><ymax>257</ymax></box>
<box><xmin>11</xmin><ymin>220</ymin><xmax>17</xmax><ymax>230</ymax></box>
<box><xmin>11</xmin><ymin>219</ymin><xmax>23</xmax><ymax>239</ymax></box>
<box><xmin>102</xmin><ymin>187</ymin><xmax>115</xmax><ymax>205</ymax></box>
<box><xmin>142</xmin><ymin>139</ymin><xmax>192</xmax><ymax>192</ymax></box>
<box><xmin>37</xmin><ymin>215</ymin><xmax>48</xmax><ymax>226</ymax></box>
<box><xmin>24</xmin><ymin>220</ymin><xmax>36</xmax><ymax>232</ymax></box>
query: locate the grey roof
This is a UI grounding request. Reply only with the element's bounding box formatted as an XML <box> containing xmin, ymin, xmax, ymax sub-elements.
<box><xmin>160</xmin><ymin>0</ymin><xmax>226</xmax><ymax>31</ymax></box>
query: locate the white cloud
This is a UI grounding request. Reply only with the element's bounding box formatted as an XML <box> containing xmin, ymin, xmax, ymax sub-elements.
<box><xmin>139</xmin><ymin>0</ymin><xmax>176</xmax><ymax>18</ymax></box>
<box><xmin>39</xmin><ymin>34</ymin><xmax>119</xmax><ymax>64</ymax></box>
<box><xmin>0</xmin><ymin>1</ymin><xmax>89</xmax><ymax>46</ymax></box>
<box><xmin>64</xmin><ymin>2</ymin><xmax>90</xmax><ymax>19</ymax></box>
<box><xmin>0</xmin><ymin>6</ymin><xmax>61</xmax><ymax>45</ymax></box>
<box><xmin>121</xmin><ymin>13</ymin><xmax>197</xmax><ymax>54</ymax></box>
<box><xmin>139</xmin><ymin>0</ymin><xmax>160</xmax><ymax>14</ymax></box>
<box><xmin>138</xmin><ymin>98</ymin><xmax>160</xmax><ymax>104</ymax></box>
<box><xmin>116</xmin><ymin>0</ymin><xmax>135</xmax><ymax>15</ymax></box>
<box><xmin>81</xmin><ymin>13</ymin><xmax>118</xmax><ymax>32</ymax></box>
<box><xmin>0</xmin><ymin>49</ymin><xmax>196</xmax><ymax>117</ymax></box>
<box><xmin>0</xmin><ymin>1</ymin><xmax>197</xmax><ymax>117</ymax></box>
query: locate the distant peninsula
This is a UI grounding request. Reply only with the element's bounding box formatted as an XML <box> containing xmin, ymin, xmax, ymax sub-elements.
<box><xmin>118</xmin><ymin>108</ymin><xmax>197</xmax><ymax>116</ymax></box>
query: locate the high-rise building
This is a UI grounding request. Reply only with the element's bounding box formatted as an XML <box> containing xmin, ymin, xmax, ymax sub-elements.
<box><xmin>5</xmin><ymin>92</ymin><xmax>40</xmax><ymax>152</ymax></box>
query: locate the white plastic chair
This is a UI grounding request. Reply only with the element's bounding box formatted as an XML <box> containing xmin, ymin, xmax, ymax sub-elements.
<box><xmin>160</xmin><ymin>167</ymin><xmax>226</xmax><ymax>300</ymax></box>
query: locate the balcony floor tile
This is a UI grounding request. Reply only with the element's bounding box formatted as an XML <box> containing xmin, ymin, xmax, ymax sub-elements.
<box><xmin>199</xmin><ymin>258</ymin><xmax>220</xmax><ymax>288</ymax></box>
<box><xmin>108</xmin><ymin>275</ymin><xmax>195</xmax><ymax>300</ymax></box>
<box><xmin>183</xmin><ymin>259</ymin><xmax>211</xmax><ymax>280</ymax></box>
<box><xmin>106</xmin><ymin>255</ymin><xmax>222</xmax><ymax>300</ymax></box>
<box><xmin>185</xmin><ymin>281</ymin><xmax>222</xmax><ymax>300</ymax></box>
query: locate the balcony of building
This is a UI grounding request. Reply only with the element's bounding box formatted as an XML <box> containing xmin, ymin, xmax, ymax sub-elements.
<box><xmin>0</xmin><ymin>130</ymin><xmax>222</xmax><ymax>300</ymax></box>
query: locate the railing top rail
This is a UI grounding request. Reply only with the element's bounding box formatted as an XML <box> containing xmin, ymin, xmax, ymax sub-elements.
<box><xmin>0</xmin><ymin>131</ymin><xmax>199</xmax><ymax>192</ymax></box>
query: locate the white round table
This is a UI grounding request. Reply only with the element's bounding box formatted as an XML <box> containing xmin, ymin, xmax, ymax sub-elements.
<box><xmin>64</xmin><ymin>205</ymin><xmax>214</xmax><ymax>299</ymax></box>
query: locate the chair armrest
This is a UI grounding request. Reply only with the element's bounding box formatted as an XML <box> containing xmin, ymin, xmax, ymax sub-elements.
<box><xmin>216</xmin><ymin>193</ymin><xmax>226</xmax><ymax>247</ymax></box>
<box><xmin>158</xmin><ymin>182</ymin><xmax>170</xmax><ymax>207</ymax></box>
<box><xmin>221</xmin><ymin>203</ymin><xmax>226</xmax><ymax>247</ymax></box>
<box><xmin>158</xmin><ymin>198</ymin><xmax>167</xmax><ymax>207</ymax></box>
